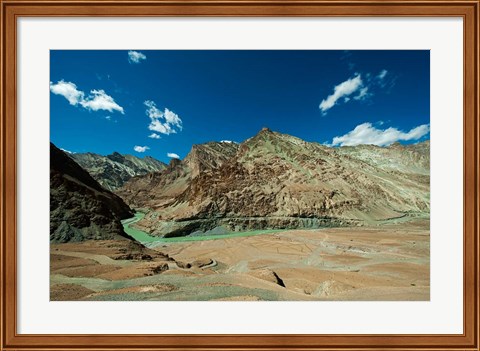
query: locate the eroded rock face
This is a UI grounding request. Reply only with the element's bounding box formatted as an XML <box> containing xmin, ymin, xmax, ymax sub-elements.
<box><xmin>116</xmin><ymin>141</ymin><xmax>239</xmax><ymax>210</ymax></box>
<box><xmin>183</xmin><ymin>141</ymin><xmax>239</xmax><ymax>178</ymax></box>
<box><xmin>50</xmin><ymin>143</ymin><xmax>134</xmax><ymax>243</ymax></box>
<box><xmin>70</xmin><ymin>151</ymin><xmax>166</xmax><ymax>191</ymax></box>
<box><xmin>117</xmin><ymin>129</ymin><xmax>430</xmax><ymax>237</ymax></box>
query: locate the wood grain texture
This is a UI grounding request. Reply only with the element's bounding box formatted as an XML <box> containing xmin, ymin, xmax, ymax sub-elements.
<box><xmin>0</xmin><ymin>1</ymin><xmax>478</xmax><ymax>350</ymax></box>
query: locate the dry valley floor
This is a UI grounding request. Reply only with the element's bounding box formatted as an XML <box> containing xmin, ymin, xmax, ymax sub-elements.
<box><xmin>50</xmin><ymin>219</ymin><xmax>429</xmax><ymax>301</ymax></box>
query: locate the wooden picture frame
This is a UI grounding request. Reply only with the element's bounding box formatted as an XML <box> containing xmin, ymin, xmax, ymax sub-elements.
<box><xmin>1</xmin><ymin>1</ymin><xmax>478</xmax><ymax>350</ymax></box>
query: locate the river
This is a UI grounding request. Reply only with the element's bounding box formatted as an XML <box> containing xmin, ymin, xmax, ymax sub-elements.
<box><xmin>121</xmin><ymin>212</ymin><xmax>285</xmax><ymax>244</ymax></box>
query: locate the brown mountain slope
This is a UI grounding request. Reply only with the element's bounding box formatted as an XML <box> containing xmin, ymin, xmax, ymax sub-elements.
<box><xmin>116</xmin><ymin>141</ymin><xmax>239</xmax><ymax>210</ymax></box>
<box><xmin>50</xmin><ymin>143</ymin><xmax>134</xmax><ymax>243</ymax></box>
<box><xmin>117</xmin><ymin>129</ymin><xmax>429</xmax><ymax>238</ymax></box>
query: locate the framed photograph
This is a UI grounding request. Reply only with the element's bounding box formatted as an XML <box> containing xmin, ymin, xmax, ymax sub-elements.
<box><xmin>1</xmin><ymin>1</ymin><xmax>478</xmax><ymax>350</ymax></box>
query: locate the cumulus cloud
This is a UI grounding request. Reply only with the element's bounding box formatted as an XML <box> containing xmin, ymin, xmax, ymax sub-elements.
<box><xmin>144</xmin><ymin>100</ymin><xmax>183</xmax><ymax>135</ymax></box>
<box><xmin>134</xmin><ymin>145</ymin><xmax>150</xmax><ymax>153</ymax></box>
<box><xmin>167</xmin><ymin>152</ymin><xmax>180</xmax><ymax>159</ymax></box>
<box><xmin>329</xmin><ymin>122</ymin><xmax>430</xmax><ymax>147</ymax></box>
<box><xmin>50</xmin><ymin>80</ymin><xmax>84</xmax><ymax>105</ymax></box>
<box><xmin>148</xmin><ymin>133</ymin><xmax>161</xmax><ymax>139</ymax></box>
<box><xmin>128</xmin><ymin>50</ymin><xmax>147</xmax><ymax>64</ymax></box>
<box><xmin>220</xmin><ymin>140</ymin><xmax>234</xmax><ymax>144</ymax></box>
<box><xmin>164</xmin><ymin>108</ymin><xmax>182</xmax><ymax>129</ymax></box>
<box><xmin>80</xmin><ymin>89</ymin><xmax>124</xmax><ymax>114</ymax></box>
<box><xmin>50</xmin><ymin>80</ymin><xmax>124</xmax><ymax>114</ymax></box>
<box><xmin>149</xmin><ymin>119</ymin><xmax>176</xmax><ymax>135</ymax></box>
<box><xmin>319</xmin><ymin>74</ymin><xmax>364</xmax><ymax>114</ymax></box>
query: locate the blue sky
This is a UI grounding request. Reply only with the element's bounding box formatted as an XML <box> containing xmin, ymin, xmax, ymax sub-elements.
<box><xmin>50</xmin><ymin>50</ymin><xmax>430</xmax><ymax>163</ymax></box>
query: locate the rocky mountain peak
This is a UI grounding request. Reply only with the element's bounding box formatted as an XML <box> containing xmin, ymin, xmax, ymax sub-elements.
<box><xmin>183</xmin><ymin>141</ymin><xmax>239</xmax><ymax>178</ymax></box>
<box><xmin>107</xmin><ymin>151</ymin><xmax>125</xmax><ymax>162</ymax></box>
<box><xmin>71</xmin><ymin>151</ymin><xmax>166</xmax><ymax>191</ymax></box>
<box><xmin>238</xmin><ymin>128</ymin><xmax>308</xmax><ymax>162</ymax></box>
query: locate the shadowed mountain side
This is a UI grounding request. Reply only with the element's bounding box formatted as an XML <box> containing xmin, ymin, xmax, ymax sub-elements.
<box><xmin>70</xmin><ymin>152</ymin><xmax>166</xmax><ymax>191</ymax></box>
<box><xmin>117</xmin><ymin>129</ymin><xmax>430</xmax><ymax>238</ymax></box>
<box><xmin>50</xmin><ymin>143</ymin><xmax>135</xmax><ymax>243</ymax></box>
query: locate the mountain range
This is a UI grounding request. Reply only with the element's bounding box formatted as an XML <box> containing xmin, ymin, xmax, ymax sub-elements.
<box><xmin>116</xmin><ymin>128</ymin><xmax>430</xmax><ymax>238</ymax></box>
<box><xmin>70</xmin><ymin>151</ymin><xmax>166</xmax><ymax>191</ymax></box>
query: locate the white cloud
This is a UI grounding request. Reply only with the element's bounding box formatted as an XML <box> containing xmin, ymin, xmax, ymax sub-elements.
<box><xmin>144</xmin><ymin>100</ymin><xmax>162</xmax><ymax>118</ymax></box>
<box><xmin>353</xmin><ymin>87</ymin><xmax>370</xmax><ymax>101</ymax></box>
<box><xmin>167</xmin><ymin>152</ymin><xmax>180</xmax><ymax>159</ymax></box>
<box><xmin>50</xmin><ymin>80</ymin><xmax>84</xmax><ymax>105</ymax></box>
<box><xmin>376</xmin><ymin>69</ymin><xmax>391</xmax><ymax>89</ymax></box>
<box><xmin>164</xmin><ymin>108</ymin><xmax>182</xmax><ymax>129</ymax></box>
<box><xmin>319</xmin><ymin>68</ymin><xmax>392</xmax><ymax>114</ymax></box>
<box><xmin>134</xmin><ymin>145</ymin><xmax>150</xmax><ymax>153</ymax></box>
<box><xmin>319</xmin><ymin>74</ymin><xmax>363</xmax><ymax>114</ymax></box>
<box><xmin>128</xmin><ymin>50</ymin><xmax>147</xmax><ymax>64</ymax></box>
<box><xmin>80</xmin><ymin>89</ymin><xmax>124</xmax><ymax>114</ymax></box>
<box><xmin>329</xmin><ymin>122</ymin><xmax>430</xmax><ymax>147</ymax></box>
<box><xmin>148</xmin><ymin>133</ymin><xmax>161</xmax><ymax>139</ymax></box>
<box><xmin>148</xmin><ymin>119</ymin><xmax>175</xmax><ymax>135</ymax></box>
<box><xmin>50</xmin><ymin>80</ymin><xmax>124</xmax><ymax>114</ymax></box>
<box><xmin>105</xmin><ymin>116</ymin><xmax>112</xmax><ymax>120</ymax></box>
<box><xmin>220</xmin><ymin>140</ymin><xmax>234</xmax><ymax>144</ymax></box>
<box><xmin>144</xmin><ymin>100</ymin><xmax>183</xmax><ymax>135</ymax></box>
<box><xmin>378</xmin><ymin>69</ymin><xmax>388</xmax><ymax>80</ymax></box>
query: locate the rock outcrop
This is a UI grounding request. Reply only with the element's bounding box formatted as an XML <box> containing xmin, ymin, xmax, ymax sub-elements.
<box><xmin>50</xmin><ymin>143</ymin><xmax>134</xmax><ymax>243</ymax></box>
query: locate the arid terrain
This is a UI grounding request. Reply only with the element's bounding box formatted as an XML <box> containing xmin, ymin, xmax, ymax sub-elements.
<box><xmin>50</xmin><ymin>128</ymin><xmax>430</xmax><ymax>301</ymax></box>
<box><xmin>51</xmin><ymin>217</ymin><xmax>429</xmax><ymax>301</ymax></box>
